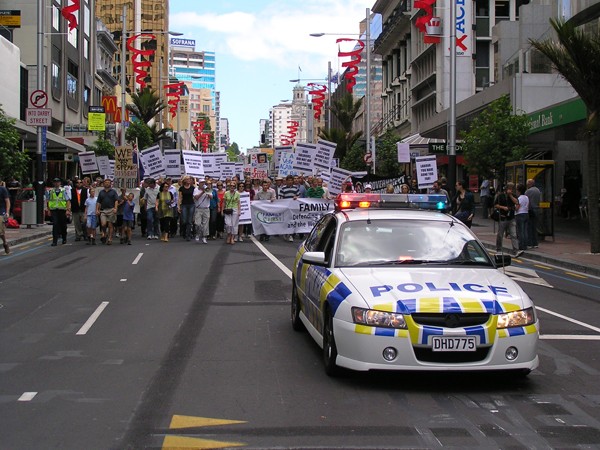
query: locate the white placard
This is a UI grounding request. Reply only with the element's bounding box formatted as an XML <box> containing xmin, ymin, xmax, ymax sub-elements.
<box><xmin>108</xmin><ymin>160</ymin><xmax>115</xmax><ymax>180</ymax></box>
<box><xmin>397</xmin><ymin>142</ymin><xmax>410</xmax><ymax>163</ymax></box>
<box><xmin>140</xmin><ymin>145</ymin><xmax>165</xmax><ymax>179</ymax></box>
<box><xmin>96</xmin><ymin>156</ymin><xmax>111</xmax><ymax>177</ymax></box>
<box><xmin>239</xmin><ymin>191</ymin><xmax>252</xmax><ymax>225</ymax></box>
<box><xmin>278</xmin><ymin>152</ymin><xmax>297</xmax><ymax>178</ymax></box>
<box><xmin>293</xmin><ymin>142</ymin><xmax>316</xmax><ymax>175</ymax></box>
<box><xmin>274</xmin><ymin>146</ymin><xmax>293</xmax><ymax>170</ymax></box>
<box><xmin>164</xmin><ymin>149</ymin><xmax>181</xmax><ymax>178</ymax></box>
<box><xmin>236</xmin><ymin>163</ymin><xmax>245</xmax><ymax>181</ymax></box>
<box><xmin>220</xmin><ymin>162</ymin><xmax>236</xmax><ymax>180</ymax></box>
<box><xmin>78</xmin><ymin>151</ymin><xmax>98</xmax><ymax>175</ymax></box>
<box><xmin>182</xmin><ymin>150</ymin><xmax>205</xmax><ymax>178</ymax></box>
<box><xmin>329</xmin><ymin>167</ymin><xmax>353</xmax><ymax>196</ymax></box>
<box><xmin>415</xmin><ymin>155</ymin><xmax>438</xmax><ymax>189</ymax></box>
<box><xmin>314</xmin><ymin>139</ymin><xmax>336</xmax><ymax>173</ymax></box>
<box><xmin>202</xmin><ymin>154</ymin><xmax>221</xmax><ymax>179</ymax></box>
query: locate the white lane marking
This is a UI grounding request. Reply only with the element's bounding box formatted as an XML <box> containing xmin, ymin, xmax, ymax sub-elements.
<box><xmin>18</xmin><ymin>392</ymin><xmax>37</xmax><ymax>401</ymax></box>
<box><xmin>251</xmin><ymin>236</ymin><xmax>292</xmax><ymax>279</ymax></box>
<box><xmin>120</xmin><ymin>279</ymin><xmax>127</xmax><ymax>282</ymax></box>
<box><xmin>132</xmin><ymin>253</ymin><xmax>143</xmax><ymax>265</ymax></box>
<box><xmin>501</xmin><ymin>266</ymin><xmax>553</xmax><ymax>288</ymax></box>
<box><xmin>540</xmin><ymin>335</ymin><xmax>600</xmax><ymax>340</ymax></box>
<box><xmin>76</xmin><ymin>302</ymin><xmax>109</xmax><ymax>336</ymax></box>
<box><xmin>537</xmin><ymin>306</ymin><xmax>600</xmax><ymax>333</ymax></box>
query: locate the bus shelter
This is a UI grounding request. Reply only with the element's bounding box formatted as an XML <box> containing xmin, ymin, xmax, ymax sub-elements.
<box><xmin>505</xmin><ymin>160</ymin><xmax>554</xmax><ymax>239</ymax></box>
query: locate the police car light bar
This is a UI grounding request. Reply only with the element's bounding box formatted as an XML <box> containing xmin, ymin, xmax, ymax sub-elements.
<box><xmin>335</xmin><ymin>193</ymin><xmax>449</xmax><ymax>212</ymax></box>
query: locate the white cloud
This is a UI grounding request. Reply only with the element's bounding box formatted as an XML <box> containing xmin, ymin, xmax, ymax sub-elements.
<box><xmin>170</xmin><ymin>0</ymin><xmax>369</xmax><ymax>76</ymax></box>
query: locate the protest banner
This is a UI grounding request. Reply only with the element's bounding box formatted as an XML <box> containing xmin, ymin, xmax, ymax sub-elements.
<box><xmin>96</xmin><ymin>155</ymin><xmax>111</xmax><ymax>177</ymax></box>
<box><xmin>415</xmin><ymin>155</ymin><xmax>438</xmax><ymax>189</ymax></box>
<box><xmin>181</xmin><ymin>150</ymin><xmax>205</xmax><ymax>178</ymax></box>
<box><xmin>139</xmin><ymin>145</ymin><xmax>165</xmax><ymax>179</ymax></box>
<box><xmin>293</xmin><ymin>143</ymin><xmax>316</xmax><ymax>175</ymax></box>
<box><xmin>278</xmin><ymin>152</ymin><xmax>297</xmax><ymax>177</ymax></box>
<box><xmin>250</xmin><ymin>198</ymin><xmax>334</xmax><ymax>235</ymax></box>
<box><xmin>314</xmin><ymin>139</ymin><xmax>336</xmax><ymax>173</ymax></box>
<box><xmin>164</xmin><ymin>149</ymin><xmax>181</xmax><ymax>178</ymax></box>
<box><xmin>78</xmin><ymin>151</ymin><xmax>98</xmax><ymax>175</ymax></box>
<box><xmin>114</xmin><ymin>146</ymin><xmax>138</xmax><ymax>189</ymax></box>
<box><xmin>220</xmin><ymin>162</ymin><xmax>236</xmax><ymax>180</ymax></box>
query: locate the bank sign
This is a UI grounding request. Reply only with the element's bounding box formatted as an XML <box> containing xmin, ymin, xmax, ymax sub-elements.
<box><xmin>170</xmin><ymin>38</ymin><xmax>195</xmax><ymax>48</ymax></box>
<box><xmin>444</xmin><ymin>0</ymin><xmax>473</xmax><ymax>57</ymax></box>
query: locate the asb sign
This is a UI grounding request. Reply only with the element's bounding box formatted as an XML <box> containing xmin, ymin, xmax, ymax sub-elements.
<box><xmin>170</xmin><ymin>38</ymin><xmax>195</xmax><ymax>48</ymax></box>
<box><xmin>445</xmin><ymin>0</ymin><xmax>472</xmax><ymax>57</ymax></box>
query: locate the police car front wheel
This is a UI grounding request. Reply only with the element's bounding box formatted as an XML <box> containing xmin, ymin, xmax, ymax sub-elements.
<box><xmin>291</xmin><ymin>282</ymin><xmax>305</xmax><ymax>332</ymax></box>
<box><xmin>323</xmin><ymin>308</ymin><xmax>341</xmax><ymax>376</ymax></box>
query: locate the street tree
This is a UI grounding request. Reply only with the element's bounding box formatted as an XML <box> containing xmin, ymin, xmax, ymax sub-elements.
<box><xmin>87</xmin><ymin>133</ymin><xmax>115</xmax><ymax>158</ymax></box>
<box><xmin>226</xmin><ymin>142</ymin><xmax>240</xmax><ymax>161</ymax></box>
<box><xmin>0</xmin><ymin>106</ymin><xmax>29</xmax><ymax>181</ymax></box>
<box><xmin>320</xmin><ymin>92</ymin><xmax>363</xmax><ymax>161</ymax></box>
<box><xmin>530</xmin><ymin>18</ymin><xmax>600</xmax><ymax>253</ymax></box>
<box><xmin>125</xmin><ymin>121</ymin><xmax>153</xmax><ymax>150</ymax></box>
<box><xmin>461</xmin><ymin>95</ymin><xmax>530</xmax><ymax>183</ymax></box>
<box><xmin>127</xmin><ymin>87</ymin><xmax>169</xmax><ymax>144</ymax></box>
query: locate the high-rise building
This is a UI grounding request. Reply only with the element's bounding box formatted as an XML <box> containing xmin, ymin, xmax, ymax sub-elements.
<box><xmin>96</xmin><ymin>0</ymin><xmax>170</xmax><ymax>94</ymax></box>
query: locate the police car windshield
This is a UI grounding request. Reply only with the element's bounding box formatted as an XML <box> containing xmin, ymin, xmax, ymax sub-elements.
<box><xmin>335</xmin><ymin>219</ymin><xmax>492</xmax><ymax>267</ymax></box>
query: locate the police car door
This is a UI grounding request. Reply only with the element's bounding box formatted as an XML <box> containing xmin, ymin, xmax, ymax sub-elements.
<box><xmin>300</xmin><ymin>215</ymin><xmax>337</xmax><ymax>330</ymax></box>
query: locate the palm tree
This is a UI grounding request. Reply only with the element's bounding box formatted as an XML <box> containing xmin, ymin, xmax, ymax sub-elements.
<box><xmin>319</xmin><ymin>92</ymin><xmax>364</xmax><ymax>161</ymax></box>
<box><xmin>530</xmin><ymin>19</ymin><xmax>600</xmax><ymax>253</ymax></box>
<box><xmin>126</xmin><ymin>87</ymin><xmax>169</xmax><ymax>144</ymax></box>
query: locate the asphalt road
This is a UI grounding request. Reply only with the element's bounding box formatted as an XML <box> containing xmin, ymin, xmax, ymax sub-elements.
<box><xmin>1</xmin><ymin>233</ymin><xmax>599</xmax><ymax>449</ymax></box>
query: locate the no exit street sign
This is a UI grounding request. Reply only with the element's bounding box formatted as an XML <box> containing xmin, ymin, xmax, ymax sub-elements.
<box><xmin>26</xmin><ymin>108</ymin><xmax>52</xmax><ymax>126</ymax></box>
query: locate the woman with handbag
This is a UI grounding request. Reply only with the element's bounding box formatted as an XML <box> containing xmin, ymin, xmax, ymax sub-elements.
<box><xmin>221</xmin><ymin>182</ymin><xmax>241</xmax><ymax>245</ymax></box>
<box><xmin>452</xmin><ymin>180</ymin><xmax>475</xmax><ymax>228</ymax></box>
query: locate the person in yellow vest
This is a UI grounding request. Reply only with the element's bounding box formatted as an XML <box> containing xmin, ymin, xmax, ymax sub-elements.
<box><xmin>46</xmin><ymin>177</ymin><xmax>71</xmax><ymax>246</ymax></box>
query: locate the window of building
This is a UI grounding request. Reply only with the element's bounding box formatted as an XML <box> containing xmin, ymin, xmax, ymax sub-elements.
<box><xmin>52</xmin><ymin>3</ymin><xmax>61</xmax><ymax>31</ymax></box>
<box><xmin>68</xmin><ymin>26</ymin><xmax>78</xmax><ymax>48</ymax></box>
<box><xmin>67</xmin><ymin>60</ymin><xmax>79</xmax><ymax>102</ymax></box>
<box><xmin>83</xmin><ymin>38</ymin><xmax>89</xmax><ymax>59</ymax></box>
<box><xmin>51</xmin><ymin>45</ymin><xmax>62</xmax><ymax>99</ymax></box>
<box><xmin>84</xmin><ymin>4</ymin><xmax>90</xmax><ymax>36</ymax></box>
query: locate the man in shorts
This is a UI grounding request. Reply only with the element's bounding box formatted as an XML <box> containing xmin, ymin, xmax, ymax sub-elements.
<box><xmin>95</xmin><ymin>179</ymin><xmax>119</xmax><ymax>245</ymax></box>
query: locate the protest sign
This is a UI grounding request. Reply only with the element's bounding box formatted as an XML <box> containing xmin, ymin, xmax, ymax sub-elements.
<box><xmin>293</xmin><ymin>143</ymin><xmax>316</xmax><ymax>175</ymax></box>
<box><xmin>239</xmin><ymin>191</ymin><xmax>252</xmax><ymax>225</ymax></box>
<box><xmin>164</xmin><ymin>149</ymin><xmax>181</xmax><ymax>178</ymax></box>
<box><xmin>202</xmin><ymin>154</ymin><xmax>221</xmax><ymax>179</ymax></box>
<box><xmin>314</xmin><ymin>139</ymin><xmax>336</xmax><ymax>173</ymax></box>
<box><xmin>78</xmin><ymin>151</ymin><xmax>98</xmax><ymax>175</ymax></box>
<box><xmin>397</xmin><ymin>142</ymin><xmax>411</xmax><ymax>163</ymax></box>
<box><xmin>278</xmin><ymin>152</ymin><xmax>297</xmax><ymax>177</ymax></box>
<box><xmin>329</xmin><ymin>167</ymin><xmax>354</xmax><ymax>195</ymax></box>
<box><xmin>182</xmin><ymin>150</ymin><xmax>205</xmax><ymax>178</ymax></box>
<box><xmin>114</xmin><ymin>146</ymin><xmax>138</xmax><ymax>189</ymax></box>
<box><xmin>274</xmin><ymin>146</ymin><xmax>293</xmax><ymax>170</ymax></box>
<box><xmin>220</xmin><ymin>162</ymin><xmax>236</xmax><ymax>180</ymax></box>
<box><xmin>236</xmin><ymin>163</ymin><xmax>245</xmax><ymax>181</ymax></box>
<box><xmin>96</xmin><ymin>155</ymin><xmax>111</xmax><ymax>177</ymax></box>
<box><xmin>415</xmin><ymin>155</ymin><xmax>438</xmax><ymax>189</ymax></box>
<box><xmin>140</xmin><ymin>145</ymin><xmax>165</xmax><ymax>179</ymax></box>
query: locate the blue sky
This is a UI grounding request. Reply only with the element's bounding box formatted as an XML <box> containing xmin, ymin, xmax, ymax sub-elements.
<box><xmin>169</xmin><ymin>0</ymin><xmax>372</xmax><ymax>152</ymax></box>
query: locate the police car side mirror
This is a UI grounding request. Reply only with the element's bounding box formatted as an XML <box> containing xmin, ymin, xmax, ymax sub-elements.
<box><xmin>494</xmin><ymin>254</ymin><xmax>512</xmax><ymax>267</ymax></box>
<box><xmin>302</xmin><ymin>251</ymin><xmax>327</xmax><ymax>266</ymax></box>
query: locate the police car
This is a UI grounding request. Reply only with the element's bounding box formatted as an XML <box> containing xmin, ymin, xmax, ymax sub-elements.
<box><xmin>292</xmin><ymin>193</ymin><xmax>539</xmax><ymax>376</ymax></box>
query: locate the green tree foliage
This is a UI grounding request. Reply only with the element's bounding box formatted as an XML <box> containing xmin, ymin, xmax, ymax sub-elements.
<box><xmin>226</xmin><ymin>142</ymin><xmax>240</xmax><ymax>161</ymax></box>
<box><xmin>127</xmin><ymin>87</ymin><xmax>169</xmax><ymax>144</ymax></box>
<box><xmin>530</xmin><ymin>19</ymin><xmax>600</xmax><ymax>253</ymax></box>
<box><xmin>372</xmin><ymin>129</ymin><xmax>405</xmax><ymax>177</ymax></box>
<box><xmin>319</xmin><ymin>93</ymin><xmax>363</xmax><ymax>161</ymax></box>
<box><xmin>461</xmin><ymin>95</ymin><xmax>530</xmax><ymax>182</ymax></box>
<box><xmin>340</xmin><ymin>141</ymin><xmax>366</xmax><ymax>172</ymax></box>
<box><xmin>87</xmin><ymin>133</ymin><xmax>115</xmax><ymax>157</ymax></box>
<box><xmin>125</xmin><ymin>121</ymin><xmax>153</xmax><ymax>150</ymax></box>
<box><xmin>0</xmin><ymin>106</ymin><xmax>30</xmax><ymax>181</ymax></box>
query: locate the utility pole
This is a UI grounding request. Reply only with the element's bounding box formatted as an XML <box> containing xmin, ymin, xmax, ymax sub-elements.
<box><xmin>35</xmin><ymin>0</ymin><xmax>45</xmax><ymax>223</ymax></box>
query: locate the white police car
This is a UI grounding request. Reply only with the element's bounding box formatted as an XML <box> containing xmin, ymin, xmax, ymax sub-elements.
<box><xmin>292</xmin><ymin>193</ymin><xmax>539</xmax><ymax>376</ymax></box>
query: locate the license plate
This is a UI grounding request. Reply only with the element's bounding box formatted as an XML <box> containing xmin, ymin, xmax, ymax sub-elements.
<box><xmin>431</xmin><ymin>336</ymin><xmax>477</xmax><ymax>352</ymax></box>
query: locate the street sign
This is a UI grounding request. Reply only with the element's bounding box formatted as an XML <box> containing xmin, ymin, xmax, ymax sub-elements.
<box><xmin>41</xmin><ymin>127</ymin><xmax>47</xmax><ymax>163</ymax></box>
<box><xmin>26</xmin><ymin>108</ymin><xmax>52</xmax><ymax>126</ymax></box>
<box><xmin>30</xmin><ymin>90</ymin><xmax>48</xmax><ymax>108</ymax></box>
<box><xmin>364</xmin><ymin>152</ymin><xmax>373</xmax><ymax>165</ymax></box>
<box><xmin>0</xmin><ymin>10</ymin><xmax>21</xmax><ymax>28</ymax></box>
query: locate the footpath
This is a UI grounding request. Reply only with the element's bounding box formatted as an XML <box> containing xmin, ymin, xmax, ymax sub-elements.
<box><xmin>3</xmin><ymin>211</ymin><xmax>600</xmax><ymax>276</ymax></box>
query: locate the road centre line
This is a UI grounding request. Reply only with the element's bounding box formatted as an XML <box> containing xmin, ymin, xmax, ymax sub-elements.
<box><xmin>536</xmin><ymin>306</ymin><xmax>600</xmax><ymax>333</ymax></box>
<box><xmin>18</xmin><ymin>392</ymin><xmax>37</xmax><ymax>401</ymax></box>
<box><xmin>565</xmin><ymin>271</ymin><xmax>588</xmax><ymax>279</ymax></box>
<box><xmin>76</xmin><ymin>302</ymin><xmax>109</xmax><ymax>335</ymax></box>
<box><xmin>251</xmin><ymin>236</ymin><xmax>292</xmax><ymax>279</ymax></box>
<box><xmin>132</xmin><ymin>253</ymin><xmax>143</xmax><ymax>265</ymax></box>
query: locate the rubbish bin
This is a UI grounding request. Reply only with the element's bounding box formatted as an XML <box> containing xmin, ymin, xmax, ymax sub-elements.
<box><xmin>21</xmin><ymin>201</ymin><xmax>37</xmax><ymax>227</ymax></box>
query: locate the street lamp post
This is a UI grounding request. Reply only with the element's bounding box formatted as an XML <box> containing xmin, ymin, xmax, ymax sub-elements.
<box><xmin>310</xmin><ymin>7</ymin><xmax>373</xmax><ymax>170</ymax></box>
<box><xmin>448</xmin><ymin>0</ymin><xmax>457</xmax><ymax>196</ymax></box>
<box><xmin>35</xmin><ymin>0</ymin><xmax>45</xmax><ymax>223</ymax></box>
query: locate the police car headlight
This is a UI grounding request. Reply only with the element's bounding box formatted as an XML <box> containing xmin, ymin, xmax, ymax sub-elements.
<box><xmin>352</xmin><ymin>307</ymin><xmax>407</xmax><ymax>329</ymax></box>
<box><xmin>497</xmin><ymin>307</ymin><xmax>536</xmax><ymax>329</ymax></box>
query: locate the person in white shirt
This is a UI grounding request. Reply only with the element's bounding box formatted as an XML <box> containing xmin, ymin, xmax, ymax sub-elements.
<box><xmin>193</xmin><ymin>181</ymin><xmax>213</xmax><ymax>244</ymax></box>
<box><xmin>515</xmin><ymin>183</ymin><xmax>530</xmax><ymax>253</ymax></box>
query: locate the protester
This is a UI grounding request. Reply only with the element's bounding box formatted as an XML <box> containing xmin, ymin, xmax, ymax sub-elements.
<box><xmin>480</xmin><ymin>177</ymin><xmax>492</xmax><ymax>219</ymax></box>
<box><xmin>122</xmin><ymin>192</ymin><xmax>135</xmax><ymax>245</ymax></box>
<box><xmin>278</xmin><ymin>175</ymin><xmax>300</xmax><ymax>242</ymax></box>
<box><xmin>193</xmin><ymin>180</ymin><xmax>212</xmax><ymax>244</ymax></box>
<box><xmin>494</xmin><ymin>182</ymin><xmax>521</xmax><ymax>257</ymax></box>
<box><xmin>525</xmin><ymin>178</ymin><xmax>541</xmax><ymax>249</ymax></box>
<box><xmin>215</xmin><ymin>181</ymin><xmax>226</xmax><ymax>239</ymax></box>
<box><xmin>7</xmin><ymin>176</ymin><xmax>19</xmax><ymax>216</ymax></box>
<box><xmin>400</xmin><ymin>184</ymin><xmax>410</xmax><ymax>194</ymax></box>
<box><xmin>429</xmin><ymin>180</ymin><xmax>450</xmax><ymax>203</ymax></box>
<box><xmin>70</xmin><ymin>178</ymin><xmax>88</xmax><ymax>241</ymax></box>
<box><xmin>386</xmin><ymin>184</ymin><xmax>395</xmax><ymax>193</ymax></box>
<box><xmin>178</xmin><ymin>176</ymin><xmax>196</xmax><ymax>241</ymax></box>
<box><xmin>255</xmin><ymin>179</ymin><xmax>276</xmax><ymax>241</ymax></box>
<box><xmin>222</xmin><ymin>182</ymin><xmax>241</xmax><ymax>245</ymax></box>
<box><xmin>515</xmin><ymin>183</ymin><xmax>529</xmax><ymax>253</ymax></box>
<box><xmin>95</xmin><ymin>178</ymin><xmax>119</xmax><ymax>245</ymax></box>
<box><xmin>157</xmin><ymin>182</ymin><xmax>174</xmax><ymax>242</ymax></box>
<box><xmin>207</xmin><ymin>181</ymin><xmax>219</xmax><ymax>240</ymax></box>
<box><xmin>84</xmin><ymin>187</ymin><xmax>98</xmax><ymax>245</ymax></box>
<box><xmin>139</xmin><ymin>179</ymin><xmax>148</xmax><ymax>237</ymax></box>
<box><xmin>143</xmin><ymin>178</ymin><xmax>160</xmax><ymax>240</ymax></box>
<box><xmin>238</xmin><ymin>182</ymin><xmax>249</xmax><ymax>241</ymax></box>
<box><xmin>166</xmin><ymin>177</ymin><xmax>179</xmax><ymax>238</ymax></box>
<box><xmin>364</xmin><ymin>184</ymin><xmax>373</xmax><ymax>193</ymax></box>
<box><xmin>47</xmin><ymin>177</ymin><xmax>71</xmax><ymax>246</ymax></box>
<box><xmin>306</xmin><ymin>178</ymin><xmax>326</xmax><ymax>198</ymax></box>
<box><xmin>115</xmin><ymin>187</ymin><xmax>127</xmax><ymax>243</ymax></box>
